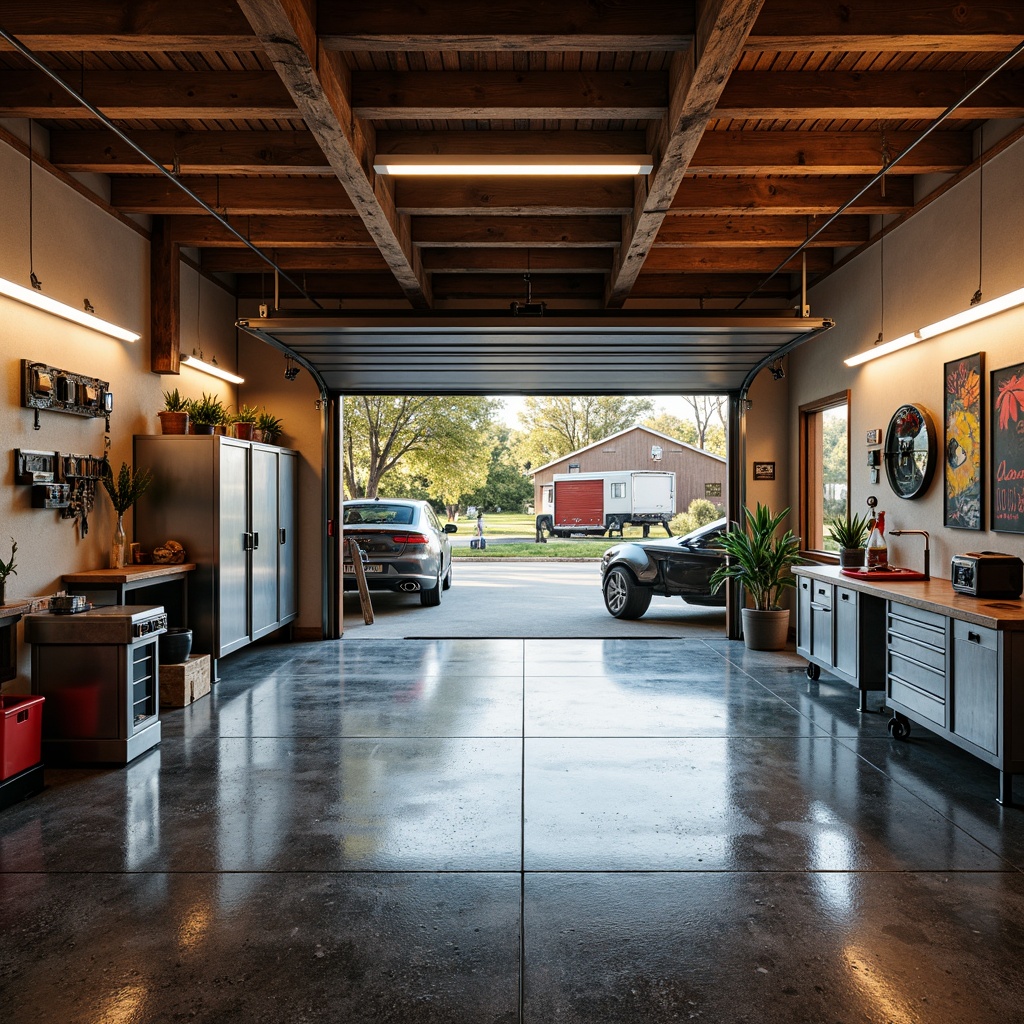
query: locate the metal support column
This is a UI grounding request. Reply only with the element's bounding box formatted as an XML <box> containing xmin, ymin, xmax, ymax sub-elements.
<box><xmin>726</xmin><ymin>395</ymin><xmax>746</xmax><ymax>641</ymax></box>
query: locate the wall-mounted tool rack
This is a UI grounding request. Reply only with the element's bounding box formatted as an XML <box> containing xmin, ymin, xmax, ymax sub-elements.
<box><xmin>15</xmin><ymin>448</ymin><xmax>108</xmax><ymax>534</ymax></box>
<box><xmin>21</xmin><ymin>359</ymin><xmax>112</xmax><ymax>430</ymax></box>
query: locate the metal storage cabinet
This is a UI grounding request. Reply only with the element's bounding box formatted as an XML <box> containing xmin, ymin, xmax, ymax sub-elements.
<box><xmin>133</xmin><ymin>435</ymin><xmax>298</xmax><ymax>671</ymax></box>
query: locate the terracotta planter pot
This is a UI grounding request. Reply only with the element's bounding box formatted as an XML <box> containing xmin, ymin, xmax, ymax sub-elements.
<box><xmin>234</xmin><ymin>422</ymin><xmax>255</xmax><ymax>441</ymax></box>
<box><xmin>158</xmin><ymin>410</ymin><xmax>189</xmax><ymax>435</ymax></box>
<box><xmin>741</xmin><ymin>607</ymin><xmax>790</xmax><ymax>651</ymax></box>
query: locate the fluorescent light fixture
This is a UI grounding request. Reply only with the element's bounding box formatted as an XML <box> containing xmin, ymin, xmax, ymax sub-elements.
<box><xmin>0</xmin><ymin>274</ymin><xmax>140</xmax><ymax>342</ymax></box>
<box><xmin>372</xmin><ymin>154</ymin><xmax>654</xmax><ymax>176</ymax></box>
<box><xmin>845</xmin><ymin>286</ymin><xmax>1024</xmax><ymax>367</ymax></box>
<box><xmin>180</xmin><ymin>352</ymin><xmax>244</xmax><ymax>384</ymax></box>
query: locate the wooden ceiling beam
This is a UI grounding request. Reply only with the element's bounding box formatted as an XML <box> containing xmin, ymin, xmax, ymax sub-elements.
<box><xmin>0</xmin><ymin>70</ymin><xmax>296</xmax><ymax>120</ymax></box>
<box><xmin>165</xmin><ymin>216</ymin><xmax>375</xmax><ymax>247</ymax></box>
<box><xmin>318</xmin><ymin>1</ymin><xmax>695</xmax><ymax>50</ymax></box>
<box><xmin>642</xmin><ymin>247</ymin><xmax>832</xmax><ymax>272</ymax></box>
<box><xmin>420</xmin><ymin>249</ymin><xmax>612</xmax><ymax>273</ymax></box>
<box><xmin>234</xmin><ymin>273</ymin><xmax>408</xmax><ymax>301</ymax></box>
<box><xmin>716</xmin><ymin>70</ymin><xmax>1024</xmax><ymax>121</ymax></box>
<box><xmin>50</xmin><ymin>130</ymin><xmax>331</xmax><ymax>175</ymax></box>
<box><xmin>690</xmin><ymin>129</ymin><xmax>972</xmax><ymax>176</ymax></box>
<box><xmin>237</xmin><ymin>0</ymin><xmax>431</xmax><ymax>308</ymax></box>
<box><xmin>351</xmin><ymin>71</ymin><xmax>667</xmax><ymax>120</ymax></box>
<box><xmin>747</xmin><ymin>1</ymin><xmax>1024</xmax><ymax>52</ymax></box>
<box><xmin>655</xmin><ymin>215</ymin><xmax>870</xmax><ymax>247</ymax></box>
<box><xmin>0</xmin><ymin>1</ymin><xmax>258</xmax><ymax>50</ymax></box>
<box><xmin>395</xmin><ymin>180</ymin><xmax>635</xmax><ymax>216</ymax></box>
<box><xmin>670</xmin><ymin>176</ymin><xmax>913</xmax><ymax>215</ymax></box>
<box><xmin>412</xmin><ymin>216</ymin><xmax>623</xmax><ymax>248</ymax></box>
<box><xmin>606</xmin><ymin>0</ymin><xmax>768</xmax><ymax>307</ymax></box>
<box><xmin>201</xmin><ymin>248</ymin><xmax>391</xmax><ymax>273</ymax></box>
<box><xmin>111</xmin><ymin>177</ymin><xmax>356</xmax><ymax>216</ymax></box>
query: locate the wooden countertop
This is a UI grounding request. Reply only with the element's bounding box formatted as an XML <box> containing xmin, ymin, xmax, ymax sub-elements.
<box><xmin>794</xmin><ymin>564</ymin><xmax>1024</xmax><ymax>630</ymax></box>
<box><xmin>62</xmin><ymin>564</ymin><xmax>196</xmax><ymax>585</ymax></box>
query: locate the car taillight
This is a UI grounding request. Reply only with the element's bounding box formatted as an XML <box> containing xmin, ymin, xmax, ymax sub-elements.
<box><xmin>391</xmin><ymin>533</ymin><xmax>429</xmax><ymax>546</ymax></box>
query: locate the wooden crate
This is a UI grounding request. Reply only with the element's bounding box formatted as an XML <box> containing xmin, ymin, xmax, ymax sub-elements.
<box><xmin>159</xmin><ymin>654</ymin><xmax>211</xmax><ymax>707</ymax></box>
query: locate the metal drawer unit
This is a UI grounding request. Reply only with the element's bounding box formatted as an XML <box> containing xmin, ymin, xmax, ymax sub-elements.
<box><xmin>886</xmin><ymin>601</ymin><xmax>948</xmax><ymax>732</ymax></box>
<box><xmin>24</xmin><ymin>605</ymin><xmax>166</xmax><ymax>765</ymax></box>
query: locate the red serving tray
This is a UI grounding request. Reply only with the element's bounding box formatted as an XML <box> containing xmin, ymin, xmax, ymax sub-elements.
<box><xmin>840</xmin><ymin>566</ymin><xmax>928</xmax><ymax>582</ymax></box>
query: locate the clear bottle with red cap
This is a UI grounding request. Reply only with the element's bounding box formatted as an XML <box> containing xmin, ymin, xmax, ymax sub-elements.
<box><xmin>866</xmin><ymin>510</ymin><xmax>888</xmax><ymax>569</ymax></box>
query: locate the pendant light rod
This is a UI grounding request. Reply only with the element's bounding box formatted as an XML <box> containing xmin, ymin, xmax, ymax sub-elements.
<box><xmin>0</xmin><ymin>27</ymin><xmax>323</xmax><ymax>311</ymax></box>
<box><xmin>737</xmin><ymin>36</ymin><xmax>1024</xmax><ymax>310</ymax></box>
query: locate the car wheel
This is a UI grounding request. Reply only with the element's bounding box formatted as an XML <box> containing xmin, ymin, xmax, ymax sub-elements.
<box><xmin>442</xmin><ymin>561</ymin><xmax>452</xmax><ymax>590</ymax></box>
<box><xmin>420</xmin><ymin>570</ymin><xmax>442</xmax><ymax>606</ymax></box>
<box><xmin>603</xmin><ymin>566</ymin><xmax>653</xmax><ymax>619</ymax></box>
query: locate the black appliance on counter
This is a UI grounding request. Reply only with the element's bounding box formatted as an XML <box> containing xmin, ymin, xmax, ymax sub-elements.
<box><xmin>24</xmin><ymin>604</ymin><xmax>166</xmax><ymax>764</ymax></box>
<box><xmin>950</xmin><ymin>552</ymin><xmax>1024</xmax><ymax>599</ymax></box>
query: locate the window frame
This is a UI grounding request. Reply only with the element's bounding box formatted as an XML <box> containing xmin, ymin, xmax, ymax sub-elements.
<box><xmin>799</xmin><ymin>389</ymin><xmax>850</xmax><ymax>559</ymax></box>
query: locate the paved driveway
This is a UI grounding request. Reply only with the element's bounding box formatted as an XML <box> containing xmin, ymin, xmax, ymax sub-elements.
<box><xmin>342</xmin><ymin>560</ymin><xmax>725</xmax><ymax>639</ymax></box>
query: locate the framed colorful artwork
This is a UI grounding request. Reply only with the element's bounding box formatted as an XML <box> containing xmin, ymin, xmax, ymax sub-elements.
<box><xmin>992</xmin><ymin>359</ymin><xmax>1024</xmax><ymax>534</ymax></box>
<box><xmin>943</xmin><ymin>352</ymin><xmax>984</xmax><ymax>529</ymax></box>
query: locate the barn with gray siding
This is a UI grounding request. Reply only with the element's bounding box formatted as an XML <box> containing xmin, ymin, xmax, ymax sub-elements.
<box><xmin>532</xmin><ymin>426</ymin><xmax>727</xmax><ymax>516</ymax></box>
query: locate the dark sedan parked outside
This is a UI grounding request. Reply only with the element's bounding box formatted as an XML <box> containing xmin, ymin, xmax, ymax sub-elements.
<box><xmin>343</xmin><ymin>499</ymin><xmax>456</xmax><ymax>606</ymax></box>
<box><xmin>600</xmin><ymin>517</ymin><xmax>727</xmax><ymax>618</ymax></box>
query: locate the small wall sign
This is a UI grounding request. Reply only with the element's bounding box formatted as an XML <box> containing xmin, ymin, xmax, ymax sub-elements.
<box><xmin>752</xmin><ymin>461</ymin><xmax>776</xmax><ymax>481</ymax></box>
<box><xmin>866</xmin><ymin>428</ymin><xmax>881</xmax><ymax>445</ymax></box>
<box><xmin>705</xmin><ymin>482</ymin><xmax>722</xmax><ymax>498</ymax></box>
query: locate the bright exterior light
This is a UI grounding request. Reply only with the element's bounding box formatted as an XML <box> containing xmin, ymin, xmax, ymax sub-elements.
<box><xmin>0</xmin><ymin>274</ymin><xmax>140</xmax><ymax>342</ymax></box>
<box><xmin>372</xmin><ymin>154</ymin><xmax>654</xmax><ymax>176</ymax></box>
<box><xmin>180</xmin><ymin>353</ymin><xmax>244</xmax><ymax>384</ymax></box>
<box><xmin>845</xmin><ymin>286</ymin><xmax>1024</xmax><ymax>367</ymax></box>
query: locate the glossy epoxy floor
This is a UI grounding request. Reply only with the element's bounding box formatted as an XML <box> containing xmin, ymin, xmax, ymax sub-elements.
<box><xmin>3</xmin><ymin>638</ymin><xmax>1024</xmax><ymax>1023</ymax></box>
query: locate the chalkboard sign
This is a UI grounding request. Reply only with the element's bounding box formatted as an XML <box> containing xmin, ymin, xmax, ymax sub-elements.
<box><xmin>991</xmin><ymin>359</ymin><xmax>1024</xmax><ymax>534</ymax></box>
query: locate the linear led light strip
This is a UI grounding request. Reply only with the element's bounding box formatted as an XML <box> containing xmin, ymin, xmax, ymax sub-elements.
<box><xmin>180</xmin><ymin>352</ymin><xmax>244</xmax><ymax>384</ymax></box>
<box><xmin>0</xmin><ymin>274</ymin><xmax>141</xmax><ymax>343</ymax></box>
<box><xmin>373</xmin><ymin>154</ymin><xmax>654</xmax><ymax>175</ymax></box>
<box><xmin>845</xmin><ymin>286</ymin><xmax>1024</xmax><ymax>367</ymax></box>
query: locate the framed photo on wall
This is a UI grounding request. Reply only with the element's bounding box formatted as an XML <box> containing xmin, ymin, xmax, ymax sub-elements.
<box><xmin>752</xmin><ymin>461</ymin><xmax>775</xmax><ymax>481</ymax></box>
<box><xmin>991</xmin><ymin>359</ymin><xmax>1024</xmax><ymax>534</ymax></box>
<box><xmin>943</xmin><ymin>352</ymin><xmax>984</xmax><ymax>529</ymax></box>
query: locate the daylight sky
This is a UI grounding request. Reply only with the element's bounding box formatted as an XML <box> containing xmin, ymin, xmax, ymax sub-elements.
<box><xmin>495</xmin><ymin>395</ymin><xmax>708</xmax><ymax>430</ymax></box>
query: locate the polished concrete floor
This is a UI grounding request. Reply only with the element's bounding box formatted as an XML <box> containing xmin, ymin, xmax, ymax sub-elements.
<box><xmin>3</xmin><ymin>637</ymin><xmax>1024</xmax><ymax>1022</ymax></box>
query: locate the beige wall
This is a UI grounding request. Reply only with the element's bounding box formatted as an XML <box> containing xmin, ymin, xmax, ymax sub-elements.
<box><xmin>787</xmin><ymin>126</ymin><xmax>1024</xmax><ymax>576</ymax></box>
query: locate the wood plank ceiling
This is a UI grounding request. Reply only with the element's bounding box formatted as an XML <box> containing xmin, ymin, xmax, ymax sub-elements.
<box><xmin>1</xmin><ymin>1</ymin><xmax>1022</xmax><ymax>324</ymax></box>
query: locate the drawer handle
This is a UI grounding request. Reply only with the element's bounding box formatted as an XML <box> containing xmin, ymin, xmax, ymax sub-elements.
<box><xmin>841</xmin><ymin>593</ymin><xmax>850</xmax><ymax>601</ymax></box>
<box><xmin>968</xmin><ymin>631</ymin><xmax>981</xmax><ymax>644</ymax></box>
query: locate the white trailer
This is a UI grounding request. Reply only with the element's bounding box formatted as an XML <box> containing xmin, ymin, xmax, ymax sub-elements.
<box><xmin>536</xmin><ymin>470</ymin><xmax>675</xmax><ymax>539</ymax></box>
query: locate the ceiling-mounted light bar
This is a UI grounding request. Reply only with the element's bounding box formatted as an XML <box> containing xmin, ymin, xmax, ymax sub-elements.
<box><xmin>372</xmin><ymin>154</ymin><xmax>654</xmax><ymax>176</ymax></box>
<box><xmin>845</xmin><ymin>286</ymin><xmax>1024</xmax><ymax>367</ymax></box>
<box><xmin>0</xmin><ymin>275</ymin><xmax>140</xmax><ymax>342</ymax></box>
<box><xmin>180</xmin><ymin>352</ymin><xmax>244</xmax><ymax>384</ymax></box>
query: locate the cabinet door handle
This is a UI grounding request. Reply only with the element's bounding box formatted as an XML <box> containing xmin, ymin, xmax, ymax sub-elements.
<box><xmin>841</xmin><ymin>593</ymin><xmax>850</xmax><ymax>602</ymax></box>
<box><xmin>242</xmin><ymin>532</ymin><xmax>253</xmax><ymax>551</ymax></box>
<box><xmin>253</xmin><ymin>532</ymin><xmax>260</xmax><ymax>550</ymax></box>
<box><xmin>279</xmin><ymin>528</ymin><xmax>287</xmax><ymax>544</ymax></box>
<box><xmin>968</xmin><ymin>631</ymin><xmax>981</xmax><ymax>644</ymax></box>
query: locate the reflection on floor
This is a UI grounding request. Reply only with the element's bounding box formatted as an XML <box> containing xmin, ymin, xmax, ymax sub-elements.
<box><xmin>3</xmin><ymin>638</ymin><xmax>1024</xmax><ymax>1023</ymax></box>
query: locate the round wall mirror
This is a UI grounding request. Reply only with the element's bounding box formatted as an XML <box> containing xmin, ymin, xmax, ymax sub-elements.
<box><xmin>884</xmin><ymin>403</ymin><xmax>936</xmax><ymax>499</ymax></box>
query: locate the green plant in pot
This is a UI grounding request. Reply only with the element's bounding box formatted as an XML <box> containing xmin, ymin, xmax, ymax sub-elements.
<box><xmin>709</xmin><ymin>503</ymin><xmax>804</xmax><ymax>651</ymax></box>
<box><xmin>189</xmin><ymin>392</ymin><xmax>226</xmax><ymax>434</ymax></box>
<box><xmin>158</xmin><ymin>387</ymin><xmax>190</xmax><ymax>435</ymax></box>
<box><xmin>102</xmin><ymin>461</ymin><xmax>152</xmax><ymax>569</ymax></box>
<box><xmin>826</xmin><ymin>512</ymin><xmax>872</xmax><ymax>568</ymax></box>
<box><xmin>232</xmin><ymin>403</ymin><xmax>260</xmax><ymax>440</ymax></box>
<box><xmin>256</xmin><ymin>408</ymin><xmax>283</xmax><ymax>444</ymax></box>
<box><xmin>0</xmin><ymin>536</ymin><xmax>16</xmax><ymax>606</ymax></box>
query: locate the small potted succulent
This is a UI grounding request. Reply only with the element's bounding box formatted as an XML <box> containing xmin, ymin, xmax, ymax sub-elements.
<box><xmin>826</xmin><ymin>512</ymin><xmax>872</xmax><ymax>568</ymax></box>
<box><xmin>158</xmin><ymin>388</ymin><xmax>190</xmax><ymax>435</ymax></box>
<box><xmin>188</xmin><ymin>392</ymin><xmax>226</xmax><ymax>435</ymax></box>
<box><xmin>102</xmin><ymin>462</ymin><xmax>152</xmax><ymax>569</ymax></box>
<box><xmin>0</xmin><ymin>536</ymin><xmax>17</xmax><ymax>606</ymax></box>
<box><xmin>232</xmin><ymin>403</ymin><xmax>260</xmax><ymax>441</ymax></box>
<box><xmin>256</xmin><ymin>408</ymin><xmax>284</xmax><ymax>445</ymax></box>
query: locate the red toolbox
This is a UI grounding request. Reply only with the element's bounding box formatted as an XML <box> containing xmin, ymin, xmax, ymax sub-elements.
<box><xmin>1</xmin><ymin>694</ymin><xmax>45</xmax><ymax>781</ymax></box>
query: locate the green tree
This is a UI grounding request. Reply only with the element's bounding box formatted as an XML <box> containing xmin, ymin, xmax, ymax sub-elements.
<box><xmin>513</xmin><ymin>395</ymin><xmax>655</xmax><ymax>466</ymax></box>
<box><xmin>642</xmin><ymin>412</ymin><xmax>727</xmax><ymax>457</ymax></box>
<box><xmin>343</xmin><ymin>396</ymin><xmax>500</xmax><ymax>501</ymax></box>
<box><xmin>461</xmin><ymin>429</ymin><xmax>534</xmax><ymax>514</ymax></box>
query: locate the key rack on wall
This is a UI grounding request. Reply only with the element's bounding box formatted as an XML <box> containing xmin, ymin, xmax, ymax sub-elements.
<box><xmin>21</xmin><ymin>359</ymin><xmax>112</xmax><ymax>430</ymax></box>
<box><xmin>15</xmin><ymin>448</ymin><xmax>109</xmax><ymax>536</ymax></box>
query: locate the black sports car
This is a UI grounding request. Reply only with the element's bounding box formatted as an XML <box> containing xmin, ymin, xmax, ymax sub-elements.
<box><xmin>600</xmin><ymin>517</ymin><xmax>727</xmax><ymax>618</ymax></box>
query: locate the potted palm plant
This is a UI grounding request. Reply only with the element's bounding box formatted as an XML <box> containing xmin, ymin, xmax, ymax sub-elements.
<box><xmin>256</xmin><ymin>408</ymin><xmax>283</xmax><ymax>444</ymax></box>
<box><xmin>158</xmin><ymin>388</ymin><xmax>190</xmax><ymax>435</ymax></box>
<box><xmin>188</xmin><ymin>392</ymin><xmax>225</xmax><ymax>435</ymax></box>
<box><xmin>710</xmin><ymin>503</ymin><xmax>804</xmax><ymax>651</ymax></box>
<box><xmin>0</xmin><ymin>537</ymin><xmax>16</xmax><ymax>606</ymax></box>
<box><xmin>826</xmin><ymin>512</ymin><xmax>872</xmax><ymax>568</ymax></box>
<box><xmin>232</xmin><ymin>403</ymin><xmax>260</xmax><ymax>441</ymax></box>
<box><xmin>102</xmin><ymin>462</ymin><xmax>152</xmax><ymax>569</ymax></box>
